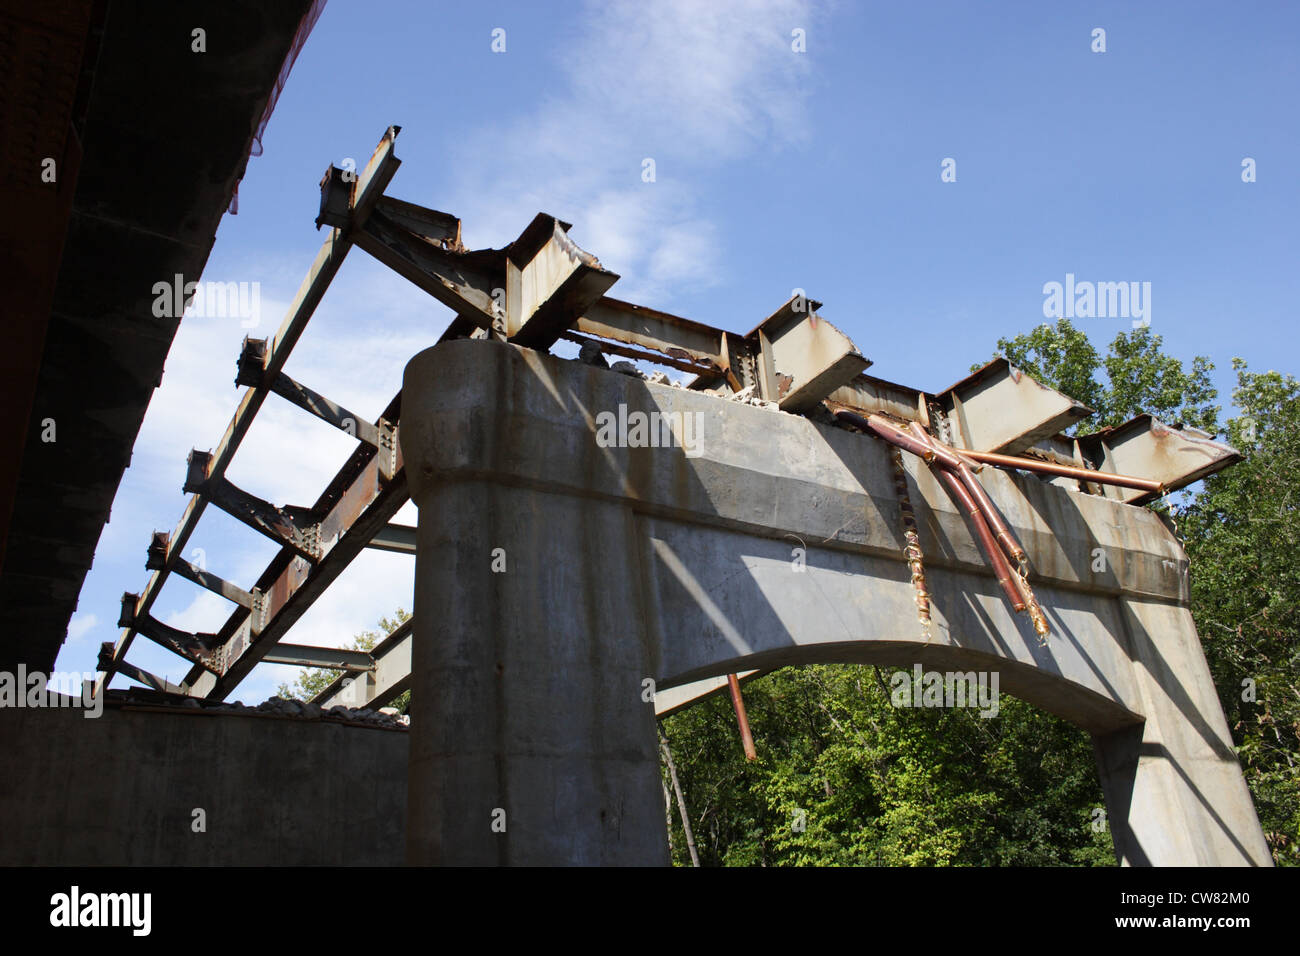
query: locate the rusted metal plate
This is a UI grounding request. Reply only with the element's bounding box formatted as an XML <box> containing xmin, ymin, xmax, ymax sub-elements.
<box><xmin>754</xmin><ymin>301</ymin><xmax>870</xmax><ymax>412</ymax></box>
<box><xmin>827</xmin><ymin>372</ymin><xmax>928</xmax><ymax>423</ymax></box>
<box><xmin>506</xmin><ymin>216</ymin><xmax>620</xmax><ymax>349</ymax></box>
<box><xmin>1081</xmin><ymin>415</ymin><xmax>1242</xmax><ymax>505</ymax></box>
<box><xmin>940</xmin><ymin>358</ymin><xmax>1093</xmax><ymax>455</ymax></box>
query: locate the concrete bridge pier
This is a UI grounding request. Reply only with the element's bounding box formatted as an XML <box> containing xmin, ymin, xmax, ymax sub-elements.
<box><xmin>402</xmin><ymin>382</ymin><xmax>667</xmax><ymax>864</ymax></box>
<box><xmin>400</xmin><ymin>338</ymin><xmax>1271</xmax><ymax>867</ymax></box>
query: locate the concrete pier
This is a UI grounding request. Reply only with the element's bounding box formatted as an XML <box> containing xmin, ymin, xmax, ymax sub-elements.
<box><xmin>399</xmin><ymin>338</ymin><xmax>1271</xmax><ymax>866</ymax></box>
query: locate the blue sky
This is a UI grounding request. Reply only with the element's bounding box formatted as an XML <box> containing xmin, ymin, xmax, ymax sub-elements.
<box><xmin>61</xmin><ymin>0</ymin><xmax>1300</xmax><ymax>699</ymax></box>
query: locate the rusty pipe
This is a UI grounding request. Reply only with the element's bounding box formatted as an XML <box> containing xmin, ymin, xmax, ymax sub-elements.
<box><xmin>954</xmin><ymin>462</ymin><xmax>1027</xmax><ymax>569</ymax></box>
<box><xmin>933</xmin><ymin>464</ymin><xmax>1027</xmax><ymax>612</ymax></box>
<box><xmin>833</xmin><ymin>409</ymin><xmax>962</xmax><ymax>469</ymax></box>
<box><xmin>906</xmin><ymin>423</ymin><xmax>1029</xmax><ymax>569</ymax></box>
<box><xmin>727</xmin><ymin>673</ymin><xmax>757</xmax><ymax>761</ymax></box>
<box><xmin>906</xmin><ymin>421</ymin><xmax>983</xmax><ymax>474</ymax></box>
<box><xmin>957</xmin><ymin>448</ymin><xmax>1164</xmax><ymax>495</ymax></box>
<box><xmin>830</xmin><ymin>403</ymin><xmax>1162</xmax><ymax>495</ymax></box>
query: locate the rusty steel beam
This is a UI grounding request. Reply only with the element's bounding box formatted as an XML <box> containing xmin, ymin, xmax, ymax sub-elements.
<box><xmin>98</xmin><ymin>644</ymin><xmax>187</xmax><ymax>697</ymax></box>
<box><xmin>261</xmin><ymin>643</ymin><xmax>375</xmax><ymax>672</ymax></box>
<box><xmin>748</xmin><ymin>296</ymin><xmax>871</xmax><ymax>412</ymax></box>
<box><xmin>313</xmin><ymin>616</ymin><xmax>413</xmax><ymax>710</ymax></box>
<box><xmin>373</xmin><ymin>195</ymin><xmax>462</xmax><ymax>248</ymax></box>
<box><xmin>238</xmin><ymin>337</ymin><xmax>394</xmax><ymax>458</ymax></box>
<box><xmin>117</xmin><ymin>593</ymin><xmax>221</xmax><ymax>673</ymax></box>
<box><xmin>577</xmin><ymin>297</ymin><xmax>734</xmax><ymax>370</ymax></box>
<box><xmin>828</xmin><ymin>373</ymin><xmax>930</xmax><ymax>425</ymax></box>
<box><xmin>147</xmin><ymin>532</ymin><xmax>260</xmax><ymax>613</ymax></box>
<box><xmin>181</xmin><ymin>402</ymin><xmax>408</xmax><ymax>700</ymax></box>
<box><xmin>505</xmin><ymin>214</ymin><xmax>620</xmax><ymax>349</ymax></box>
<box><xmin>1080</xmin><ymin>415</ymin><xmax>1242</xmax><ymax>505</ymax></box>
<box><xmin>364</xmin><ymin>523</ymin><xmax>417</xmax><ymax>555</ymax></box>
<box><xmin>95</xmin><ymin>127</ymin><xmax>402</xmax><ymax>695</ymax></box>
<box><xmin>183</xmin><ymin>450</ymin><xmax>322</xmax><ymax>561</ymax></box>
<box><xmin>354</xmin><ymin>207</ymin><xmax>500</xmax><ymax>331</ymax></box>
<box><xmin>558</xmin><ymin>331</ymin><xmax>720</xmax><ymax>376</ymax></box>
<box><xmin>940</xmin><ymin>358</ymin><xmax>1093</xmax><ymax>456</ymax></box>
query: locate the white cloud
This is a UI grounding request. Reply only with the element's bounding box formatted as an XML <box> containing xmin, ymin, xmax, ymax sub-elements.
<box><xmin>66</xmin><ymin>613</ymin><xmax>97</xmax><ymax>644</ymax></box>
<box><xmin>446</xmin><ymin>0</ymin><xmax>821</xmax><ymax>301</ymax></box>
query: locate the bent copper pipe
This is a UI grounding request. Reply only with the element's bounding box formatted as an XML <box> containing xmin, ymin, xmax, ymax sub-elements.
<box><xmin>830</xmin><ymin>402</ymin><xmax>1162</xmax><ymax>494</ymax></box>
<box><xmin>834</xmin><ymin>409</ymin><xmax>963</xmax><ymax>469</ymax></box>
<box><xmin>933</xmin><ymin>464</ymin><xmax>1026</xmax><ymax>612</ymax></box>
<box><xmin>906</xmin><ymin>423</ymin><xmax>1029</xmax><ymax>570</ymax></box>
<box><xmin>906</xmin><ymin>421</ymin><xmax>982</xmax><ymax>474</ymax></box>
<box><xmin>834</xmin><ymin>404</ymin><xmax>1052</xmax><ymax>639</ymax></box>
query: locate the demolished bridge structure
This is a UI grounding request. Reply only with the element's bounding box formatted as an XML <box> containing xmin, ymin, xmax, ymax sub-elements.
<box><xmin>99</xmin><ymin>128</ymin><xmax>1270</xmax><ymax>866</ymax></box>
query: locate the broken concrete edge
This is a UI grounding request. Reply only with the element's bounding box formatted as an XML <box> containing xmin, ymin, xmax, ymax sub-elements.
<box><xmin>102</xmin><ymin>689</ymin><xmax>408</xmax><ymax>730</ymax></box>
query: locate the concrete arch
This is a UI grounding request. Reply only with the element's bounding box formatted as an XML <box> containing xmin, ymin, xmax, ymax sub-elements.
<box><xmin>400</xmin><ymin>340</ymin><xmax>1271</xmax><ymax>866</ymax></box>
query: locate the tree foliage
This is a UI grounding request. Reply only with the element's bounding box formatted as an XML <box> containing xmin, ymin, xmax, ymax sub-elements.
<box><xmin>661</xmin><ymin>667</ymin><xmax>1112</xmax><ymax>866</ymax></box>
<box><xmin>1180</xmin><ymin>362</ymin><xmax>1300</xmax><ymax>864</ymax></box>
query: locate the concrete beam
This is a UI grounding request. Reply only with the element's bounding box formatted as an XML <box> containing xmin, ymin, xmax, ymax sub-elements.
<box><xmin>399</xmin><ymin>339</ymin><xmax>1269</xmax><ymax>866</ymax></box>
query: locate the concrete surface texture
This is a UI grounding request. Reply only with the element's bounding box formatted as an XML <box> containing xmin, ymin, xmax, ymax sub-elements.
<box><xmin>400</xmin><ymin>338</ymin><xmax>1271</xmax><ymax>866</ymax></box>
<box><xmin>0</xmin><ymin>704</ymin><xmax>406</xmax><ymax>866</ymax></box>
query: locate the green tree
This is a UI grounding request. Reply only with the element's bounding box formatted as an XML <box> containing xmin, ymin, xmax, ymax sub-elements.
<box><xmin>276</xmin><ymin>609</ymin><xmax>411</xmax><ymax>713</ymax></box>
<box><xmin>1180</xmin><ymin>362</ymin><xmax>1300</xmax><ymax>865</ymax></box>
<box><xmin>987</xmin><ymin>321</ymin><xmax>1296</xmax><ymax>864</ymax></box>
<box><xmin>660</xmin><ymin>666</ymin><xmax>1112</xmax><ymax>867</ymax></box>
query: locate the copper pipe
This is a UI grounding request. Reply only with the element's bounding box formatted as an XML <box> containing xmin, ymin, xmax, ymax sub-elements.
<box><xmin>906</xmin><ymin>423</ymin><xmax>1029</xmax><ymax>569</ymax></box>
<box><xmin>829</xmin><ymin>402</ymin><xmax>1162</xmax><ymax>494</ymax></box>
<box><xmin>906</xmin><ymin>421</ymin><xmax>982</xmax><ymax>474</ymax></box>
<box><xmin>727</xmin><ymin>673</ymin><xmax>757</xmax><ymax>761</ymax></box>
<box><xmin>954</xmin><ymin>463</ymin><xmax>1027</xmax><ymax>567</ymax></box>
<box><xmin>833</xmin><ymin>409</ymin><xmax>959</xmax><ymax>469</ymax></box>
<box><xmin>933</xmin><ymin>465</ymin><xmax>1027</xmax><ymax>612</ymax></box>
<box><xmin>958</xmin><ymin>448</ymin><xmax>1164</xmax><ymax>494</ymax></box>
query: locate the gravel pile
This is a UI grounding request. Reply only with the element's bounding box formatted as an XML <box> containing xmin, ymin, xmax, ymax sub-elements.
<box><xmin>157</xmin><ymin>694</ymin><xmax>409</xmax><ymax>728</ymax></box>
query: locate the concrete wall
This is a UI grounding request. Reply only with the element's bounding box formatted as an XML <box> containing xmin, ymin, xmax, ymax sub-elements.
<box><xmin>0</xmin><ymin>705</ymin><xmax>406</xmax><ymax>865</ymax></box>
<box><xmin>400</xmin><ymin>339</ymin><xmax>1271</xmax><ymax>866</ymax></box>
